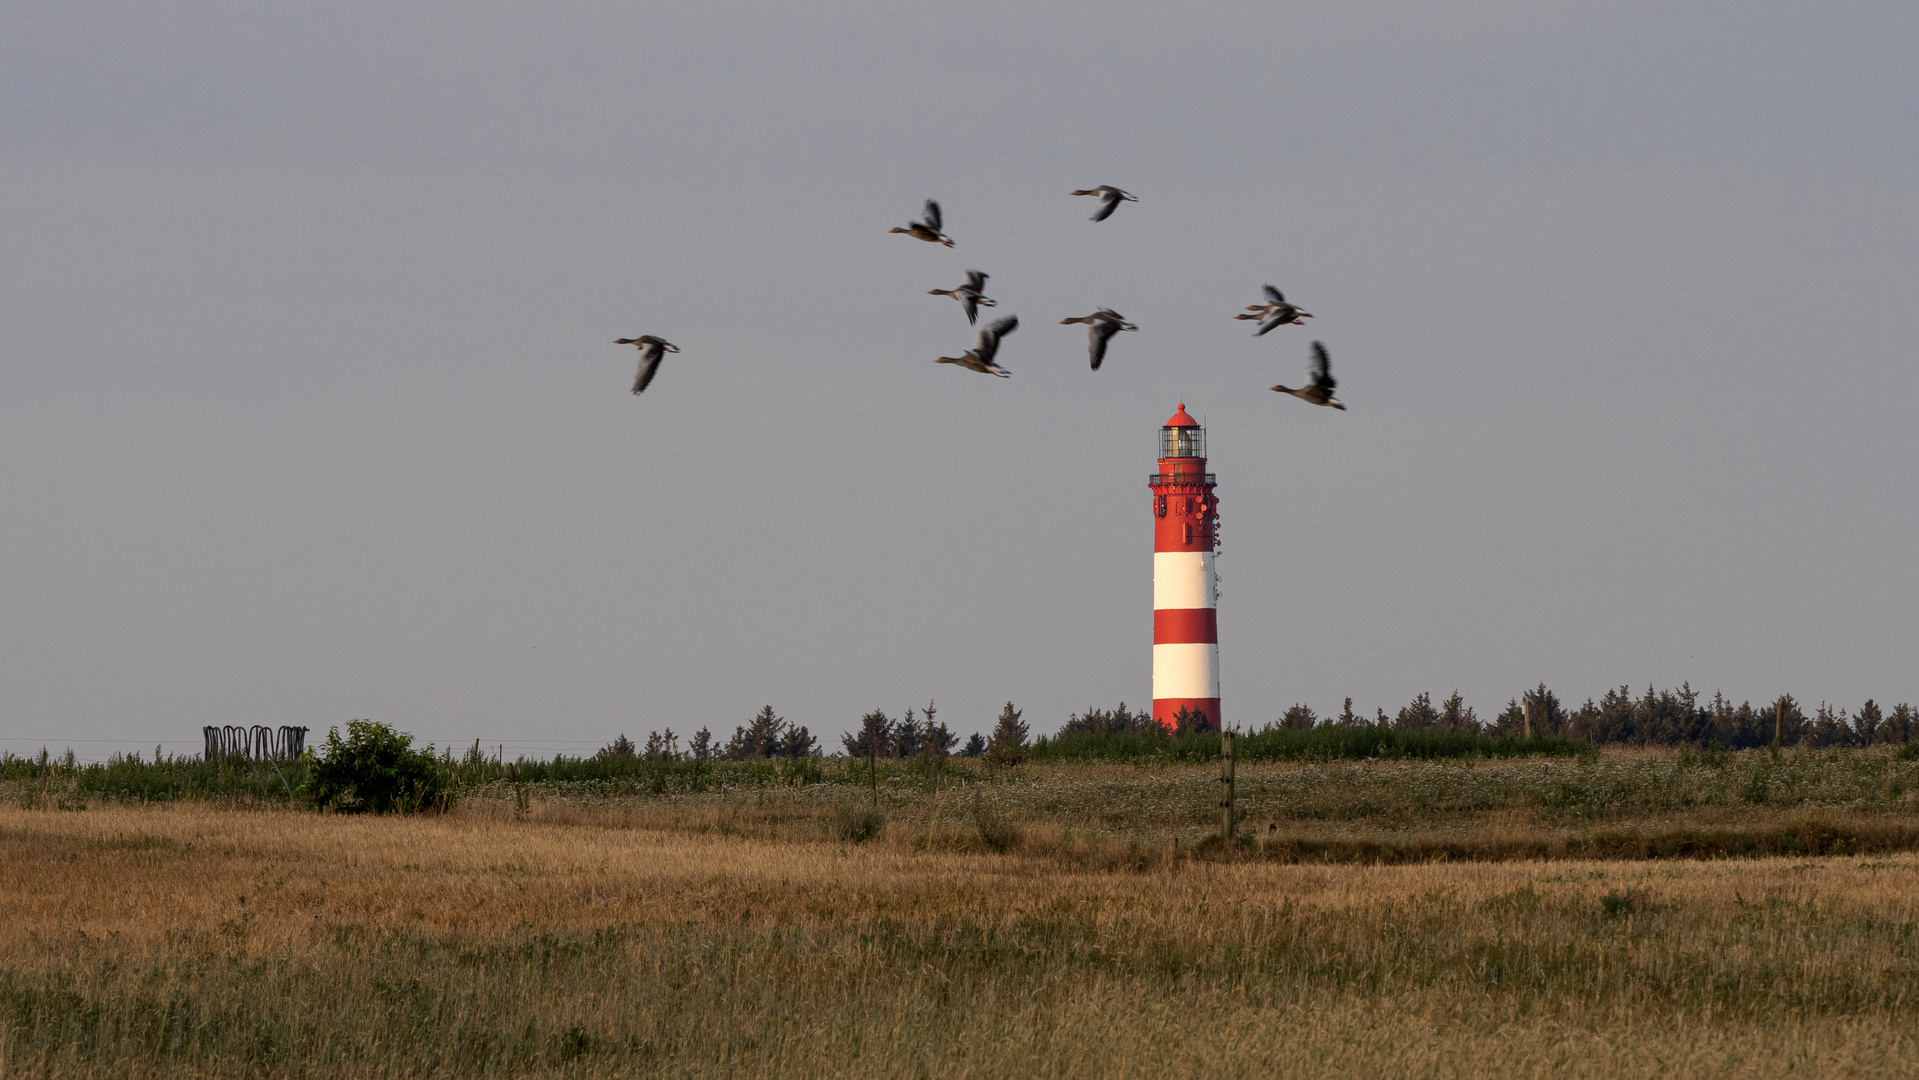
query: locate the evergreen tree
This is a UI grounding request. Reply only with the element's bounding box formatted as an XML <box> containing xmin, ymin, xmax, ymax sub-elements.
<box><xmin>1855</xmin><ymin>700</ymin><xmax>1884</xmax><ymax>745</ymax></box>
<box><xmin>922</xmin><ymin>700</ymin><xmax>957</xmax><ymax>755</ymax></box>
<box><xmin>1337</xmin><ymin>697</ymin><xmax>1359</xmax><ymax>726</ymax></box>
<box><xmin>1493</xmin><ymin>699</ymin><xmax>1525</xmax><ymax>737</ymax></box>
<box><xmin>1587</xmin><ymin>686</ymin><xmax>1638</xmax><ymax>744</ymax></box>
<box><xmin>962</xmin><ymin>732</ymin><xmax>987</xmax><ymax>757</ymax></box>
<box><xmin>1524</xmin><ymin>683</ymin><xmax>1566</xmax><ymax>736</ymax></box>
<box><xmin>1719</xmin><ymin>698</ymin><xmax>1750</xmax><ymax>748</ymax></box>
<box><xmin>841</xmin><ymin>710</ymin><xmax>893</xmax><ymax>758</ymax></box>
<box><xmin>1808</xmin><ymin>703</ymin><xmax>1855</xmax><ymax>748</ymax></box>
<box><xmin>1725</xmin><ymin>700</ymin><xmax>1769</xmax><ymax>749</ymax></box>
<box><xmin>780</xmin><ymin>725</ymin><xmax>818</xmax><ymax>758</ymax></box>
<box><xmin>1395</xmin><ymin>692</ymin><xmax>1440</xmax><ymax>731</ymax></box>
<box><xmin>1670</xmin><ymin>683</ymin><xmax>1714</xmax><ymax>746</ymax></box>
<box><xmin>1173</xmin><ymin>705</ymin><xmax>1214</xmax><ymax>736</ymax></box>
<box><xmin>1279</xmin><ymin>704</ymin><xmax>1316</xmax><ymax>730</ymax></box>
<box><xmin>1439</xmin><ymin>691</ymin><xmax>1477</xmax><ymax>731</ymax></box>
<box><xmin>688</xmin><ymin>727</ymin><xmax>714</xmax><ymax>763</ymax></box>
<box><xmin>747</xmin><ymin>706</ymin><xmax>784</xmax><ymax>756</ymax></box>
<box><xmin>727</xmin><ymin>706</ymin><xmax>788</xmax><ymax>760</ymax></box>
<box><xmin>893</xmin><ymin>708</ymin><xmax>925</xmax><ymax>758</ymax></box>
<box><xmin>1062</xmin><ymin>706</ymin><xmax>1114</xmax><ymax>735</ymax></box>
<box><xmin>643</xmin><ymin>730</ymin><xmax>679</xmax><ymax>761</ymax></box>
<box><xmin>1062</xmin><ymin>703</ymin><xmax>1159</xmax><ymax>736</ymax></box>
<box><xmin>599</xmin><ymin>733</ymin><xmax>638</xmax><ymax>760</ymax></box>
<box><xmin>987</xmin><ymin>702</ymin><xmax>1029</xmax><ymax>763</ymax></box>
<box><xmin>1888</xmin><ymin>704</ymin><xmax>1917</xmax><ymax>743</ymax></box>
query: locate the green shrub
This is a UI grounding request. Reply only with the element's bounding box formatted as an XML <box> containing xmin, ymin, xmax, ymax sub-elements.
<box><xmin>832</xmin><ymin>804</ymin><xmax>885</xmax><ymax>844</ymax></box>
<box><xmin>1897</xmin><ymin>742</ymin><xmax>1919</xmax><ymax>762</ymax></box>
<box><xmin>973</xmin><ymin>790</ymin><xmax>1021</xmax><ymax>853</ymax></box>
<box><xmin>303</xmin><ymin>721</ymin><xmax>447</xmax><ymax>814</ymax></box>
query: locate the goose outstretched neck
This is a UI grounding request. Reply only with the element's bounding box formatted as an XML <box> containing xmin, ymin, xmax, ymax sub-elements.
<box><xmin>1069</xmin><ymin>185</ymin><xmax>1137</xmax><ymax>222</ymax></box>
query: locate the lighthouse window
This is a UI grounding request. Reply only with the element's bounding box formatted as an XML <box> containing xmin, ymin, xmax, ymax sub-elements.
<box><xmin>1159</xmin><ymin>426</ymin><xmax>1206</xmax><ymax>459</ymax></box>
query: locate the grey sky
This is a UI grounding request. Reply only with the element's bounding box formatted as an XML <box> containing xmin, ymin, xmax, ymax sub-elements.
<box><xmin>3</xmin><ymin>2</ymin><xmax>1915</xmax><ymax>759</ymax></box>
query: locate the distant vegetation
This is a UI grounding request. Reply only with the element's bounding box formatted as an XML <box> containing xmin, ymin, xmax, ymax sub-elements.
<box><xmin>1032</xmin><ymin>725</ymin><xmax>1587</xmax><ymax>763</ymax></box>
<box><xmin>3</xmin><ymin>685</ymin><xmax>1912</xmax><ymax>810</ymax></box>
<box><xmin>1032</xmin><ymin>686</ymin><xmax>1918</xmax><ymax>762</ymax></box>
<box><xmin>0</xmin><ymin>746</ymin><xmax>311</xmax><ymax>807</ymax></box>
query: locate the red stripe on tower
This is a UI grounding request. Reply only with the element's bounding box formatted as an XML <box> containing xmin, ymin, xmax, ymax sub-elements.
<box><xmin>1149</xmin><ymin>404</ymin><xmax>1220</xmax><ymax>731</ymax></box>
<box><xmin>1152</xmin><ymin>608</ymin><xmax>1217</xmax><ymax>643</ymax></box>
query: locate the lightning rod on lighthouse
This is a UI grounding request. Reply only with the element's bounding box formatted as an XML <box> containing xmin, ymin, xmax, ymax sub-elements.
<box><xmin>1150</xmin><ymin>404</ymin><xmax>1220</xmax><ymax>731</ymax></box>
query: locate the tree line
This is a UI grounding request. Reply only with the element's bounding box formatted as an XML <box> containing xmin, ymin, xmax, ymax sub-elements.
<box><xmin>600</xmin><ymin>706</ymin><xmax>821</xmax><ymax>764</ymax></box>
<box><xmin>1261</xmin><ymin>684</ymin><xmax>1917</xmax><ymax>749</ymax></box>
<box><xmin>611</xmin><ymin>701</ymin><xmax>1041</xmax><ymax>764</ymax></box>
<box><xmin>608</xmin><ymin>685</ymin><xmax>1916</xmax><ymax>765</ymax></box>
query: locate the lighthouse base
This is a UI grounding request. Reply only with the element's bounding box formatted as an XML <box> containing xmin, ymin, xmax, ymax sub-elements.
<box><xmin>1152</xmin><ymin>697</ymin><xmax>1221</xmax><ymax>733</ymax></box>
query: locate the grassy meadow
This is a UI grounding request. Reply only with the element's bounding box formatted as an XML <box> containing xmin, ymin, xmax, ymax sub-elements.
<box><xmin>3</xmin><ymin>748</ymin><xmax>1919</xmax><ymax>1077</ymax></box>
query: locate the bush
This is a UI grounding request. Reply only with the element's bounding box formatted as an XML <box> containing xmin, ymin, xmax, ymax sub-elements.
<box><xmin>973</xmin><ymin>790</ymin><xmax>1021</xmax><ymax>853</ymax></box>
<box><xmin>304</xmin><ymin>720</ymin><xmax>448</xmax><ymax>813</ymax></box>
<box><xmin>832</xmin><ymin>804</ymin><xmax>885</xmax><ymax>844</ymax></box>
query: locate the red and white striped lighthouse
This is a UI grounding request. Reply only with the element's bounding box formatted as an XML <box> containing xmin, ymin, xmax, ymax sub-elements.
<box><xmin>1150</xmin><ymin>404</ymin><xmax>1220</xmax><ymax>731</ymax></box>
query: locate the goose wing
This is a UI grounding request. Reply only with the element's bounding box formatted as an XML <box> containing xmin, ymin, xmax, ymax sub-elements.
<box><xmin>961</xmin><ymin>292</ymin><xmax>979</xmax><ymax>325</ymax></box>
<box><xmin>977</xmin><ymin>314</ymin><xmax>1018</xmax><ymax>361</ymax></box>
<box><xmin>632</xmin><ymin>344</ymin><xmax>665</xmax><ymax>394</ymax></box>
<box><xmin>1254</xmin><ymin>314</ymin><xmax>1285</xmax><ymax>337</ymax></box>
<box><xmin>1090</xmin><ymin>192</ymin><xmax>1121</xmax><ymax>222</ymax></box>
<box><xmin>1263</xmin><ymin>284</ymin><xmax>1284</xmax><ymax>305</ymax></box>
<box><xmin>922</xmin><ymin>200</ymin><xmax>942</xmax><ymax>232</ymax></box>
<box><xmin>1310</xmin><ymin>341</ymin><xmax>1335</xmax><ymax>390</ymax></box>
<box><xmin>1088</xmin><ymin>319</ymin><xmax>1121</xmax><ymax>370</ymax></box>
<box><xmin>963</xmin><ymin>269</ymin><xmax>987</xmax><ymax>291</ymax></box>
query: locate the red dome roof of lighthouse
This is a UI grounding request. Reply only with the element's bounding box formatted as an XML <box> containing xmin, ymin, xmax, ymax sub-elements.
<box><xmin>1164</xmin><ymin>403</ymin><xmax>1199</xmax><ymax>428</ymax></box>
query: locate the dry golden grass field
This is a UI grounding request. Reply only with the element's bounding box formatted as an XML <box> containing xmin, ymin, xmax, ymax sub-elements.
<box><xmin>4</xmin><ymin>755</ymin><xmax>1919</xmax><ymax>1078</ymax></box>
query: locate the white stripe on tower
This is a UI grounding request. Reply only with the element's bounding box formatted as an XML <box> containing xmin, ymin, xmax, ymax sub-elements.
<box><xmin>1152</xmin><ymin>643</ymin><xmax>1221</xmax><ymax>698</ymax></box>
<box><xmin>1153</xmin><ymin>551</ymin><xmax>1215</xmax><ymax>609</ymax></box>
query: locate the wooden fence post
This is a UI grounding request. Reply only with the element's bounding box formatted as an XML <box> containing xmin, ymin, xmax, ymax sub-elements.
<box><xmin>1522</xmin><ymin>699</ymin><xmax>1533</xmax><ymax>739</ymax></box>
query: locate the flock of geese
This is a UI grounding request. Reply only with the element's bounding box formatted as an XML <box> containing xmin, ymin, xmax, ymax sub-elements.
<box><xmin>616</xmin><ymin>187</ymin><xmax>1344</xmax><ymax>410</ymax></box>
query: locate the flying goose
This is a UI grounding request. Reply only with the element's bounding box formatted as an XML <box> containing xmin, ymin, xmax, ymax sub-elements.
<box><xmin>889</xmin><ymin>199</ymin><xmax>954</xmax><ymax>246</ymax></box>
<box><xmin>1271</xmin><ymin>341</ymin><xmax>1344</xmax><ymax>409</ymax></box>
<box><xmin>1235</xmin><ymin>284</ymin><xmax>1313</xmax><ymax>335</ymax></box>
<box><xmin>1059</xmin><ymin>308</ymin><xmax>1137</xmax><ymax>370</ymax></box>
<box><xmin>936</xmin><ymin>315</ymin><xmax>1019</xmax><ymax>378</ymax></box>
<box><xmin>1070</xmin><ymin>186</ymin><xmax>1137</xmax><ymax>222</ymax></box>
<box><xmin>928</xmin><ymin>270</ymin><xmax>996</xmax><ymax>324</ymax></box>
<box><xmin>613</xmin><ymin>335</ymin><xmax>679</xmax><ymax>395</ymax></box>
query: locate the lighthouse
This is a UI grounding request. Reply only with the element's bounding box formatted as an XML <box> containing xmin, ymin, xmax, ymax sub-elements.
<box><xmin>1150</xmin><ymin>404</ymin><xmax>1220</xmax><ymax>731</ymax></box>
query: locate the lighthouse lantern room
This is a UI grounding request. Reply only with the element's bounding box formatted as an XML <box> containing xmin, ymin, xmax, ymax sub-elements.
<box><xmin>1150</xmin><ymin>404</ymin><xmax>1220</xmax><ymax>731</ymax></box>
